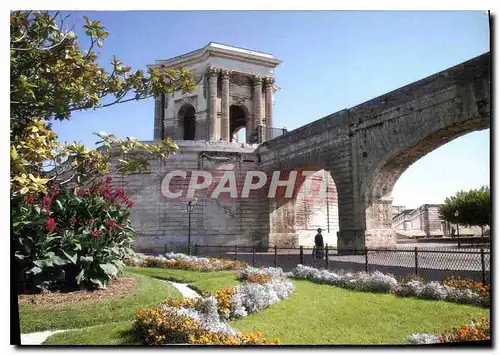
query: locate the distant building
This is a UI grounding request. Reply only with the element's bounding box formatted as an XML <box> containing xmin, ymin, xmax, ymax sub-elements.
<box><xmin>392</xmin><ymin>203</ymin><xmax>485</xmax><ymax>238</ymax></box>
<box><xmin>391</xmin><ymin>205</ymin><xmax>406</xmax><ymax>218</ymax></box>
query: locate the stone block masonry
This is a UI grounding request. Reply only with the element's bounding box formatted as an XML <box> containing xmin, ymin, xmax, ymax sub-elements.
<box><xmin>122</xmin><ymin>47</ymin><xmax>489</xmax><ymax>253</ymax></box>
<box><xmin>111</xmin><ymin>141</ymin><xmax>273</xmax><ymax>252</ymax></box>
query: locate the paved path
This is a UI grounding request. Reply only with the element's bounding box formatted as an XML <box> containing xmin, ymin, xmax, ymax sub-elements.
<box><xmin>167</xmin><ymin>281</ymin><xmax>201</xmax><ymax>299</ymax></box>
<box><xmin>20</xmin><ymin>330</ymin><xmax>67</xmax><ymax>345</ymax></box>
<box><xmin>20</xmin><ymin>280</ymin><xmax>200</xmax><ymax>345</ymax></box>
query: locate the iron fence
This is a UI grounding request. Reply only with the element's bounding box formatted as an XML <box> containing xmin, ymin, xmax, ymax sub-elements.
<box><xmin>158</xmin><ymin>243</ymin><xmax>491</xmax><ymax>284</ymax></box>
<box><xmin>257</xmin><ymin>125</ymin><xmax>287</xmax><ymax>143</ymax></box>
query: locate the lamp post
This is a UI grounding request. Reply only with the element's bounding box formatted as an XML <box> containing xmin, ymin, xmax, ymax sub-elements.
<box><xmin>454</xmin><ymin>210</ymin><xmax>460</xmax><ymax>245</ymax></box>
<box><xmin>187</xmin><ymin>201</ymin><xmax>194</xmax><ymax>255</ymax></box>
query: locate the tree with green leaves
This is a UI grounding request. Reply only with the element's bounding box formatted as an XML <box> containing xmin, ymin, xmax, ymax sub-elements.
<box><xmin>438</xmin><ymin>186</ymin><xmax>490</xmax><ymax>238</ymax></box>
<box><xmin>10</xmin><ymin>10</ymin><xmax>195</xmax><ymax>196</ymax></box>
<box><xmin>10</xmin><ymin>11</ymin><xmax>196</xmax><ymax>291</ymax></box>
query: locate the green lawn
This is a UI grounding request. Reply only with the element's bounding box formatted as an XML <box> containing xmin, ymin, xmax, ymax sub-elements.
<box><xmin>230</xmin><ymin>280</ymin><xmax>490</xmax><ymax>345</ymax></box>
<box><xmin>126</xmin><ymin>266</ymin><xmax>240</xmax><ymax>293</ymax></box>
<box><xmin>44</xmin><ymin>269</ymin><xmax>490</xmax><ymax>345</ymax></box>
<box><xmin>45</xmin><ymin>322</ymin><xmax>140</xmax><ymax>345</ymax></box>
<box><xmin>19</xmin><ymin>273</ymin><xmax>181</xmax><ymax>333</ymax></box>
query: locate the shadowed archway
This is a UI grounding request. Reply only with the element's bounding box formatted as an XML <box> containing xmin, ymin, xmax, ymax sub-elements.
<box><xmin>178</xmin><ymin>104</ymin><xmax>196</xmax><ymax>140</ymax></box>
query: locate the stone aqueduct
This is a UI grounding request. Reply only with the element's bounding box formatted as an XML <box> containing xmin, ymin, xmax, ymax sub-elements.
<box><xmin>113</xmin><ymin>43</ymin><xmax>490</xmax><ymax>253</ymax></box>
<box><xmin>258</xmin><ymin>52</ymin><xmax>490</xmax><ymax>251</ymax></box>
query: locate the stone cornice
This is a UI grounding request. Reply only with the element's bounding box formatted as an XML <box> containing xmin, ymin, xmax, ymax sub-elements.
<box><xmin>148</xmin><ymin>42</ymin><xmax>281</xmax><ymax>70</ymax></box>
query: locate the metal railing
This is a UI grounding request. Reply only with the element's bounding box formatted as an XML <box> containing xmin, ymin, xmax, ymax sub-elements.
<box><xmin>158</xmin><ymin>243</ymin><xmax>491</xmax><ymax>284</ymax></box>
<box><xmin>253</xmin><ymin>125</ymin><xmax>287</xmax><ymax>143</ymax></box>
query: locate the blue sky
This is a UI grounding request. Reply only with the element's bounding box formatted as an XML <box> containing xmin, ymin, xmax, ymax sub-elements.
<box><xmin>51</xmin><ymin>10</ymin><xmax>490</xmax><ymax>209</ymax></box>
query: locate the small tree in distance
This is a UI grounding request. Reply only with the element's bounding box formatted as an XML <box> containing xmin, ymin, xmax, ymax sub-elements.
<box><xmin>438</xmin><ymin>186</ymin><xmax>490</xmax><ymax>238</ymax></box>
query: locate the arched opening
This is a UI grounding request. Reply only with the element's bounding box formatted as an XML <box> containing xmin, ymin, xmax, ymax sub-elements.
<box><xmin>178</xmin><ymin>104</ymin><xmax>196</xmax><ymax>140</ymax></box>
<box><xmin>267</xmin><ymin>165</ymin><xmax>339</xmax><ymax>248</ymax></box>
<box><xmin>230</xmin><ymin>105</ymin><xmax>248</xmax><ymax>143</ymax></box>
<box><xmin>390</xmin><ymin>130</ymin><xmax>490</xmax><ymax>240</ymax></box>
<box><xmin>363</xmin><ymin>121</ymin><xmax>490</xmax><ymax>247</ymax></box>
<box><xmin>295</xmin><ymin>169</ymin><xmax>339</xmax><ymax>247</ymax></box>
<box><xmin>232</xmin><ymin>127</ymin><xmax>247</xmax><ymax>143</ymax></box>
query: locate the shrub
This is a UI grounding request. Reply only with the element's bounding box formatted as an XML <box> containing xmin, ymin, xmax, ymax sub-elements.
<box><xmin>213</xmin><ymin>287</ymin><xmax>237</xmax><ymax>319</ymax></box>
<box><xmin>407</xmin><ymin>333</ymin><xmax>440</xmax><ymax>344</ymax></box>
<box><xmin>238</xmin><ymin>266</ymin><xmax>286</xmax><ymax>282</ymax></box>
<box><xmin>289</xmin><ymin>265</ymin><xmax>398</xmax><ymax>293</ymax></box>
<box><xmin>128</xmin><ymin>253</ymin><xmax>247</xmax><ymax>271</ymax></box>
<box><xmin>245</xmin><ymin>274</ymin><xmax>273</xmax><ymax>284</ymax></box>
<box><xmin>438</xmin><ymin>318</ymin><xmax>490</xmax><ymax>343</ymax></box>
<box><xmin>397</xmin><ymin>274</ymin><xmax>425</xmax><ymax>285</ymax></box>
<box><xmin>419</xmin><ymin>282</ymin><xmax>449</xmax><ymax>301</ymax></box>
<box><xmin>134</xmin><ymin>267</ymin><xmax>293</xmax><ymax>345</ymax></box>
<box><xmin>443</xmin><ymin>277</ymin><xmax>490</xmax><ymax>298</ymax></box>
<box><xmin>13</xmin><ymin>178</ymin><xmax>135</xmax><ymax>291</ymax></box>
<box><xmin>407</xmin><ymin>317</ymin><xmax>490</xmax><ymax>344</ymax></box>
<box><xmin>395</xmin><ymin>280</ymin><xmax>489</xmax><ymax>307</ymax></box>
<box><xmin>134</xmin><ymin>302</ymin><xmax>279</xmax><ymax>345</ymax></box>
<box><xmin>291</xmin><ymin>265</ymin><xmax>489</xmax><ymax>307</ymax></box>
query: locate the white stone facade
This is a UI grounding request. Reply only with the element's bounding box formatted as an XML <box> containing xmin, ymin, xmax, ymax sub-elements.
<box><xmin>149</xmin><ymin>43</ymin><xmax>281</xmax><ymax>144</ymax></box>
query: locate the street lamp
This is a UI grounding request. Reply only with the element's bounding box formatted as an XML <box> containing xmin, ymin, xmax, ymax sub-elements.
<box><xmin>187</xmin><ymin>201</ymin><xmax>194</xmax><ymax>255</ymax></box>
<box><xmin>454</xmin><ymin>210</ymin><xmax>460</xmax><ymax>242</ymax></box>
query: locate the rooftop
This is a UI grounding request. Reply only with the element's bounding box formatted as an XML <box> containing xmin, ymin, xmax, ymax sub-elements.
<box><xmin>149</xmin><ymin>42</ymin><xmax>281</xmax><ymax>68</ymax></box>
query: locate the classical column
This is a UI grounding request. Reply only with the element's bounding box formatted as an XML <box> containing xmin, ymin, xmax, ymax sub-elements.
<box><xmin>220</xmin><ymin>69</ymin><xmax>231</xmax><ymax>141</ymax></box>
<box><xmin>263</xmin><ymin>77</ymin><xmax>275</xmax><ymax>139</ymax></box>
<box><xmin>252</xmin><ymin>75</ymin><xmax>263</xmax><ymax>141</ymax></box>
<box><xmin>207</xmin><ymin>67</ymin><xmax>219</xmax><ymax>141</ymax></box>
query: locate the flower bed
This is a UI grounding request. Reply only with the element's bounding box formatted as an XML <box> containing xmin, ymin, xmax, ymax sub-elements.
<box><xmin>134</xmin><ymin>266</ymin><xmax>294</xmax><ymax>345</ymax></box>
<box><xmin>289</xmin><ymin>265</ymin><xmax>489</xmax><ymax>307</ymax></box>
<box><xmin>126</xmin><ymin>252</ymin><xmax>247</xmax><ymax>272</ymax></box>
<box><xmin>135</xmin><ymin>298</ymin><xmax>277</xmax><ymax>345</ymax></box>
<box><xmin>289</xmin><ymin>265</ymin><xmax>398</xmax><ymax>293</ymax></box>
<box><xmin>407</xmin><ymin>317</ymin><xmax>490</xmax><ymax>344</ymax></box>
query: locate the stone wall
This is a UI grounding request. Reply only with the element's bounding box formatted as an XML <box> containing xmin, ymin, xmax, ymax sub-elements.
<box><xmin>111</xmin><ymin>141</ymin><xmax>268</xmax><ymax>252</ymax></box>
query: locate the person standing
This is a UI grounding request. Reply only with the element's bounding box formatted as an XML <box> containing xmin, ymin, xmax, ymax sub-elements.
<box><xmin>314</xmin><ymin>228</ymin><xmax>324</xmax><ymax>259</ymax></box>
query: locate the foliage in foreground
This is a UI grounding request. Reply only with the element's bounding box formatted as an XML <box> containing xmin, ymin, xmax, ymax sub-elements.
<box><xmin>11</xmin><ymin>10</ymin><xmax>195</xmax><ymax>198</ymax></box>
<box><xmin>127</xmin><ymin>253</ymin><xmax>248</xmax><ymax>272</ymax></box>
<box><xmin>19</xmin><ymin>273</ymin><xmax>181</xmax><ymax>333</ymax></box>
<box><xmin>43</xmin><ymin>270</ymin><xmax>489</xmax><ymax>345</ymax></box>
<box><xmin>407</xmin><ymin>317</ymin><xmax>490</xmax><ymax>344</ymax></box>
<box><xmin>289</xmin><ymin>265</ymin><xmax>490</xmax><ymax>307</ymax></box>
<box><xmin>134</xmin><ymin>267</ymin><xmax>292</xmax><ymax>345</ymax></box>
<box><xmin>14</xmin><ymin>178</ymin><xmax>136</xmax><ymax>291</ymax></box>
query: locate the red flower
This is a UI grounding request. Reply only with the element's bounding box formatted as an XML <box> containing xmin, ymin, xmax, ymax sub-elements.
<box><xmin>114</xmin><ymin>189</ymin><xmax>125</xmax><ymax>198</ymax></box>
<box><xmin>88</xmin><ymin>218</ymin><xmax>94</xmax><ymax>225</ymax></box>
<box><xmin>127</xmin><ymin>200</ymin><xmax>134</xmax><ymax>208</ymax></box>
<box><xmin>42</xmin><ymin>195</ymin><xmax>52</xmax><ymax>208</ymax></box>
<box><xmin>107</xmin><ymin>219</ymin><xmax>116</xmax><ymax>230</ymax></box>
<box><xmin>118</xmin><ymin>225</ymin><xmax>125</xmax><ymax>230</ymax></box>
<box><xmin>106</xmin><ymin>176</ymin><xmax>113</xmax><ymax>184</ymax></box>
<box><xmin>71</xmin><ymin>216</ymin><xmax>77</xmax><ymax>224</ymax></box>
<box><xmin>25</xmin><ymin>194</ymin><xmax>35</xmax><ymax>205</ymax></box>
<box><xmin>91</xmin><ymin>229</ymin><xmax>100</xmax><ymax>237</ymax></box>
<box><xmin>44</xmin><ymin>217</ymin><xmax>56</xmax><ymax>233</ymax></box>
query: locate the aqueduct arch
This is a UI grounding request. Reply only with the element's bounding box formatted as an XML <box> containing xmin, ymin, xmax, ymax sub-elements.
<box><xmin>115</xmin><ymin>45</ymin><xmax>489</xmax><ymax>254</ymax></box>
<box><xmin>257</xmin><ymin>52</ymin><xmax>490</xmax><ymax>252</ymax></box>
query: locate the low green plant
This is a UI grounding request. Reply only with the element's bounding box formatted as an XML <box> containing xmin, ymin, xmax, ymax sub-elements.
<box><xmin>13</xmin><ymin>177</ymin><xmax>135</xmax><ymax>291</ymax></box>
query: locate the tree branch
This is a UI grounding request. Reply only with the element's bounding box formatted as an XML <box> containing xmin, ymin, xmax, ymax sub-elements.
<box><xmin>11</xmin><ymin>30</ymin><xmax>71</xmax><ymax>52</ymax></box>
